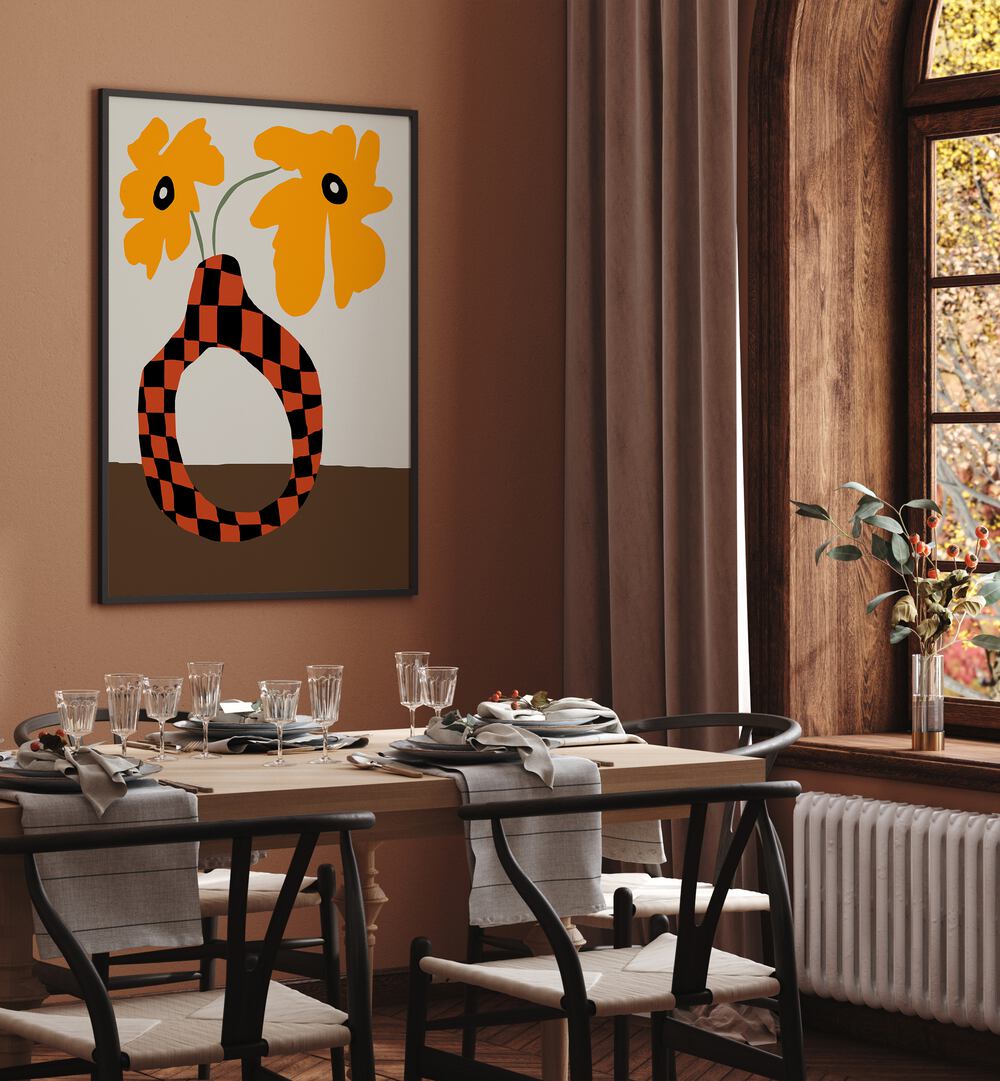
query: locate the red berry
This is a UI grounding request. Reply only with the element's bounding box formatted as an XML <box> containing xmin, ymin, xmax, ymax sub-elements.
<box><xmin>979</xmin><ymin>536</ymin><xmax>990</xmax><ymax>549</ymax></box>
<box><xmin>928</xmin><ymin>514</ymin><xmax>941</xmax><ymax>528</ymax></box>
<box><xmin>908</xmin><ymin>533</ymin><xmax>920</xmax><ymax>544</ymax></box>
<box><xmin>30</xmin><ymin>741</ymin><xmax>41</xmax><ymax>752</ymax></box>
<box><xmin>947</xmin><ymin>544</ymin><xmax>959</xmax><ymax>558</ymax></box>
<box><xmin>966</xmin><ymin>553</ymin><xmax>978</xmax><ymax>569</ymax></box>
<box><xmin>927</xmin><ymin>568</ymin><xmax>939</xmax><ymax>579</ymax></box>
<box><xmin>511</xmin><ymin>689</ymin><xmax>521</xmax><ymax>698</ymax></box>
<box><xmin>976</xmin><ymin>525</ymin><xmax>989</xmax><ymax>538</ymax></box>
<box><xmin>490</xmin><ymin>691</ymin><xmax>502</xmax><ymax>702</ymax></box>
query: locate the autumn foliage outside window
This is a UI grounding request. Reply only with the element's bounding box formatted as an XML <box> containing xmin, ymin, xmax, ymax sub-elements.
<box><xmin>914</xmin><ymin>0</ymin><xmax>1000</xmax><ymax>707</ymax></box>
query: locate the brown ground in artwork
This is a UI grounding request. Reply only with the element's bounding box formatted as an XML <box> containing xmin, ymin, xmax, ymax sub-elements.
<box><xmin>105</xmin><ymin>463</ymin><xmax>412</xmax><ymax>601</ymax></box>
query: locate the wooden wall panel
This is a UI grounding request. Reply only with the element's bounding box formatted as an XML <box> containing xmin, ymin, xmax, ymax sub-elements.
<box><xmin>747</xmin><ymin>0</ymin><xmax>911</xmax><ymax>735</ymax></box>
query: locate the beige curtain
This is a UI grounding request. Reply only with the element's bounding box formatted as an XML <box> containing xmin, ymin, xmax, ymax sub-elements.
<box><xmin>565</xmin><ymin>0</ymin><xmax>750</xmax><ymax>949</ymax></box>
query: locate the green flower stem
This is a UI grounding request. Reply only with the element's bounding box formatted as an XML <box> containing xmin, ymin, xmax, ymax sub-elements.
<box><xmin>190</xmin><ymin>211</ymin><xmax>205</xmax><ymax>261</ymax></box>
<box><xmin>211</xmin><ymin>166</ymin><xmax>281</xmax><ymax>255</ymax></box>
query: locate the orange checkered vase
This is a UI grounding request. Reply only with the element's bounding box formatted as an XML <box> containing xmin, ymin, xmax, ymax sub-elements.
<box><xmin>137</xmin><ymin>255</ymin><xmax>322</xmax><ymax>542</ymax></box>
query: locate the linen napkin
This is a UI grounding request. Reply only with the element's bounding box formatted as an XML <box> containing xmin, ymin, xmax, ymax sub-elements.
<box><xmin>425</xmin><ymin>716</ymin><xmax>556</xmax><ymax>785</ymax></box>
<box><xmin>476</xmin><ymin>695</ymin><xmax>620</xmax><ymax>728</ymax></box>
<box><xmin>436</xmin><ymin>757</ymin><xmax>606</xmax><ymax>928</ymax></box>
<box><xmin>0</xmin><ymin>780</ymin><xmax>203</xmax><ymax>959</ymax></box>
<box><xmin>15</xmin><ymin>744</ymin><xmax>140</xmax><ymax>816</ymax></box>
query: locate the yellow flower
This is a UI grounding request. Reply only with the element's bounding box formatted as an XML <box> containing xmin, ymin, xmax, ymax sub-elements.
<box><xmin>250</xmin><ymin>125</ymin><xmax>392</xmax><ymax>314</ymax></box>
<box><xmin>120</xmin><ymin>118</ymin><xmax>224</xmax><ymax>279</ymax></box>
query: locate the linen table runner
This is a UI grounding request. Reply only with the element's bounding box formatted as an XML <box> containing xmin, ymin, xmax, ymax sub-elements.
<box><xmin>440</xmin><ymin>756</ymin><xmax>606</xmax><ymax>928</ymax></box>
<box><xmin>475</xmin><ymin>697</ymin><xmax>666</xmax><ymax>866</ymax></box>
<box><xmin>0</xmin><ymin>780</ymin><xmax>202</xmax><ymax>959</ymax></box>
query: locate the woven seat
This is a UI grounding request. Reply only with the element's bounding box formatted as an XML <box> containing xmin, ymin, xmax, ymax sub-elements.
<box><xmin>198</xmin><ymin>871</ymin><xmax>322</xmax><ymax>917</ymax></box>
<box><xmin>0</xmin><ymin>979</ymin><xmax>349</xmax><ymax>1070</ymax></box>
<box><xmin>420</xmin><ymin>934</ymin><xmax>780</xmax><ymax>1016</ymax></box>
<box><xmin>575</xmin><ymin>872</ymin><xmax>771</xmax><ymax>927</ymax></box>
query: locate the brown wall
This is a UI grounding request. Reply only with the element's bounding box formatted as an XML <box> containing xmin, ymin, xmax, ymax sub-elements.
<box><xmin>0</xmin><ymin>0</ymin><xmax>567</xmax><ymax>970</ymax></box>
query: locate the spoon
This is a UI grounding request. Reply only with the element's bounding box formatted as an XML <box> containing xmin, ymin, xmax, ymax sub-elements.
<box><xmin>347</xmin><ymin>752</ymin><xmax>425</xmax><ymax>778</ymax></box>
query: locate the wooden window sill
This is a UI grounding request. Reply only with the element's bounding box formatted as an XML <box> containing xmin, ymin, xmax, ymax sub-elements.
<box><xmin>778</xmin><ymin>733</ymin><xmax>1000</xmax><ymax>793</ymax></box>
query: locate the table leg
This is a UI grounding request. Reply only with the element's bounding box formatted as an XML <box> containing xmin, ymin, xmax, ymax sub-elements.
<box><xmin>335</xmin><ymin>838</ymin><xmax>387</xmax><ymax>998</ymax></box>
<box><xmin>0</xmin><ymin>855</ymin><xmax>45</xmax><ymax>1067</ymax></box>
<box><xmin>523</xmin><ymin>918</ymin><xmax>585</xmax><ymax>1081</ymax></box>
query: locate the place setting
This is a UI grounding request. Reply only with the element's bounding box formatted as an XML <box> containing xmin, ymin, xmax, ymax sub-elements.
<box><xmin>381</xmin><ymin>655</ymin><xmax>647</xmax><ymax>777</ymax></box>
<box><xmin>147</xmin><ymin>662</ymin><xmax>370</xmax><ymax>763</ymax></box>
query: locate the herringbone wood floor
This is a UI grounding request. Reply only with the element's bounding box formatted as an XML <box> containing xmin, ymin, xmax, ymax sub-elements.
<box><xmin>38</xmin><ymin>998</ymin><xmax>1000</xmax><ymax>1081</ymax></box>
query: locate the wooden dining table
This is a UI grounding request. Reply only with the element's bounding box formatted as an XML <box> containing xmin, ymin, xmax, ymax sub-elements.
<box><xmin>0</xmin><ymin>728</ymin><xmax>764</xmax><ymax>1079</ymax></box>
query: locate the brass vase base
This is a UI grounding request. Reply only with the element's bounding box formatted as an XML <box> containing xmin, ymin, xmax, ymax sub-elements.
<box><xmin>912</xmin><ymin>730</ymin><xmax>944</xmax><ymax>752</ymax></box>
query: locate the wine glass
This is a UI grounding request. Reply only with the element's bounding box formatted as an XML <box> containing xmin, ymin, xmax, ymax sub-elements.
<box><xmin>307</xmin><ymin>665</ymin><xmax>343</xmax><ymax>764</ymax></box>
<box><xmin>258</xmin><ymin>680</ymin><xmax>301</xmax><ymax>767</ymax></box>
<box><xmin>421</xmin><ymin>666</ymin><xmax>459</xmax><ymax>725</ymax></box>
<box><xmin>54</xmin><ymin>690</ymin><xmax>99</xmax><ymax>753</ymax></box>
<box><xmin>187</xmin><ymin>661</ymin><xmax>224</xmax><ymax>759</ymax></box>
<box><xmin>395</xmin><ymin>651</ymin><xmax>429</xmax><ymax>739</ymax></box>
<box><xmin>105</xmin><ymin>673</ymin><xmax>145</xmax><ymax>758</ymax></box>
<box><xmin>144</xmin><ymin>676</ymin><xmax>183</xmax><ymax>761</ymax></box>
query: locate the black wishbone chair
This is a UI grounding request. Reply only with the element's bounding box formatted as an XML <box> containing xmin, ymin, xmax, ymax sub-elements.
<box><xmin>17</xmin><ymin>709</ymin><xmax>345</xmax><ymax>1081</ymax></box>
<box><xmin>0</xmin><ymin>812</ymin><xmax>376</xmax><ymax>1081</ymax></box>
<box><xmin>404</xmin><ymin>781</ymin><xmax>804</xmax><ymax>1081</ymax></box>
<box><xmin>576</xmin><ymin>712</ymin><xmax>800</xmax><ymax>1079</ymax></box>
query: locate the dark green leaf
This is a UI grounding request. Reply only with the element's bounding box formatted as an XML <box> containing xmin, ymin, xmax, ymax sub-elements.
<box><xmin>827</xmin><ymin>544</ymin><xmax>863</xmax><ymax>561</ymax></box>
<box><xmin>852</xmin><ymin>518</ymin><xmax>862</xmax><ymax>538</ymax></box>
<box><xmin>872</xmin><ymin>534</ymin><xmax>890</xmax><ymax>562</ymax></box>
<box><xmin>854</xmin><ymin>497</ymin><xmax>884</xmax><ymax>521</ymax></box>
<box><xmin>866</xmin><ymin>589</ymin><xmax>906</xmax><ymax>614</ymax></box>
<box><xmin>791</xmin><ymin>500</ymin><xmax>831</xmax><ymax>521</ymax></box>
<box><xmin>815</xmin><ymin>538</ymin><xmax>832</xmax><ymax>565</ymax></box>
<box><xmin>842</xmin><ymin>482</ymin><xmax>878</xmax><ymax>498</ymax></box>
<box><xmin>891</xmin><ymin>533</ymin><xmax>911</xmax><ymax>566</ymax></box>
<box><xmin>868</xmin><ymin>514</ymin><xmax>904</xmax><ymax>534</ymax></box>
<box><xmin>972</xmin><ymin>634</ymin><xmax>1000</xmax><ymax>651</ymax></box>
<box><xmin>889</xmin><ymin>624</ymin><xmax>914</xmax><ymax>644</ymax></box>
<box><xmin>902</xmin><ymin>498</ymin><xmax>942</xmax><ymax>513</ymax></box>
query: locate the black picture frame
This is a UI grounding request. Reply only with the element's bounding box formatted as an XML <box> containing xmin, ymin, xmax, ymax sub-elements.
<box><xmin>98</xmin><ymin>88</ymin><xmax>417</xmax><ymax>604</ymax></box>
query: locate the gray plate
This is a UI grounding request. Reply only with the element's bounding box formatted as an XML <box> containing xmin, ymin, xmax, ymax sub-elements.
<box><xmin>173</xmin><ymin>719</ymin><xmax>319</xmax><ymax>737</ymax></box>
<box><xmin>0</xmin><ymin>759</ymin><xmax>161</xmax><ymax>793</ymax></box>
<box><xmin>387</xmin><ymin>738</ymin><xmax>519</xmax><ymax>765</ymax></box>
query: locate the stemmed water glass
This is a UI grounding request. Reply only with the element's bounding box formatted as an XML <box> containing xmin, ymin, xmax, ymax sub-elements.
<box><xmin>259</xmin><ymin>680</ymin><xmax>301</xmax><ymax>767</ymax></box>
<box><xmin>421</xmin><ymin>666</ymin><xmax>459</xmax><ymax>725</ymax></box>
<box><xmin>395</xmin><ymin>651</ymin><xmax>429</xmax><ymax>739</ymax></box>
<box><xmin>144</xmin><ymin>676</ymin><xmax>183</xmax><ymax>761</ymax></box>
<box><xmin>188</xmin><ymin>661</ymin><xmax>224</xmax><ymax>760</ymax></box>
<box><xmin>307</xmin><ymin>665</ymin><xmax>343</xmax><ymax>764</ymax></box>
<box><xmin>105</xmin><ymin>673</ymin><xmax>145</xmax><ymax>758</ymax></box>
<box><xmin>55</xmin><ymin>690</ymin><xmax>99</xmax><ymax>754</ymax></box>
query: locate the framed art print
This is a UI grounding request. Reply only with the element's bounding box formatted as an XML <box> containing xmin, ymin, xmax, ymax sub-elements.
<box><xmin>99</xmin><ymin>89</ymin><xmax>416</xmax><ymax>603</ymax></box>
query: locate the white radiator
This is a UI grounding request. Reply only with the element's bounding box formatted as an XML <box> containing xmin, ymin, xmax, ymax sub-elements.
<box><xmin>793</xmin><ymin>791</ymin><xmax>1000</xmax><ymax>1032</ymax></box>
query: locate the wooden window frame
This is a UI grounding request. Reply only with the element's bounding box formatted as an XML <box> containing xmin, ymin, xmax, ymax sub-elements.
<box><xmin>908</xmin><ymin>1</ymin><xmax>1000</xmax><ymax>732</ymax></box>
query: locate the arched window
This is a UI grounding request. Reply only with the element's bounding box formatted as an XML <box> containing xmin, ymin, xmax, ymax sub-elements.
<box><xmin>908</xmin><ymin>0</ymin><xmax>1000</xmax><ymax>727</ymax></box>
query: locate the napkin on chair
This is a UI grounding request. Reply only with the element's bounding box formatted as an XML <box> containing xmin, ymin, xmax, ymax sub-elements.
<box><xmin>16</xmin><ymin>744</ymin><xmax>139</xmax><ymax>816</ymax></box>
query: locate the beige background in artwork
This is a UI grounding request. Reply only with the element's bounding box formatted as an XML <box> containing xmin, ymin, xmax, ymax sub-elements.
<box><xmin>0</xmin><ymin>0</ymin><xmax>566</xmax><ymax>970</ymax></box>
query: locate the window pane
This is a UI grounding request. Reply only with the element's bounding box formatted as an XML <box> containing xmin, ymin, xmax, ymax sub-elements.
<box><xmin>935</xmin><ymin>286</ymin><xmax>1000</xmax><ymax>410</ymax></box>
<box><xmin>941</xmin><ymin>599</ymin><xmax>1000</xmax><ymax>699</ymax></box>
<box><xmin>935</xmin><ymin>133</ymin><xmax>1000</xmax><ymax>276</ymax></box>
<box><xmin>935</xmin><ymin>422</ymin><xmax>1000</xmax><ymax>561</ymax></box>
<box><xmin>930</xmin><ymin>0</ymin><xmax>1000</xmax><ymax>79</ymax></box>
